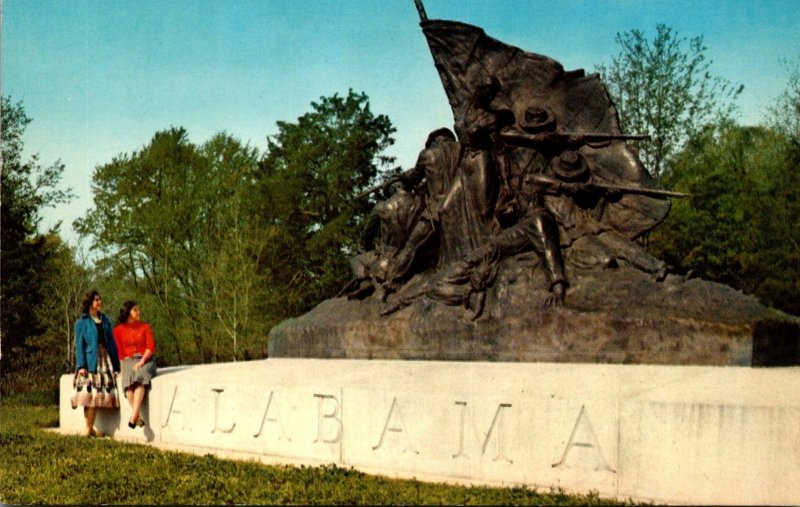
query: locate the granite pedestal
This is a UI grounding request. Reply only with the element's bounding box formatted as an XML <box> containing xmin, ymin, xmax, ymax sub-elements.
<box><xmin>59</xmin><ymin>359</ymin><xmax>800</xmax><ymax>505</ymax></box>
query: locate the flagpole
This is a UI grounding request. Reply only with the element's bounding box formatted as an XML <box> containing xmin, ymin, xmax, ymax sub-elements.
<box><xmin>413</xmin><ymin>0</ymin><xmax>428</xmax><ymax>22</ymax></box>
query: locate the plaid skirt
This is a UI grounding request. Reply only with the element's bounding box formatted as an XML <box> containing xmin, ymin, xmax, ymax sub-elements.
<box><xmin>70</xmin><ymin>344</ymin><xmax>120</xmax><ymax>409</ymax></box>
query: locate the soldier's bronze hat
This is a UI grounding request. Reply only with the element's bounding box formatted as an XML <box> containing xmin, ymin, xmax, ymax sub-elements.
<box><xmin>553</xmin><ymin>150</ymin><xmax>590</xmax><ymax>182</ymax></box>
<box><xmin>425</xmin><ymin>127</ymin><xmax>456</xmax><ymax>148</ymax></box>
<box><xmin>519</xmin><ymin>106</ymin><xmax>556</xmax><ymax>133</ymax></box>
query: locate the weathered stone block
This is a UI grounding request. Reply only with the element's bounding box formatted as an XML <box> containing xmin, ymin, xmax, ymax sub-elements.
<box><xmin>269</xmin><ymin>265</ymin><xmax>799</xmax><ymax>366</ymax></box>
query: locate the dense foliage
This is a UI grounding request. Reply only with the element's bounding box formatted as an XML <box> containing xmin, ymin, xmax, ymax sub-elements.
<box><xmin>0</xmin><ymin>97</ymin><xmax>77</xmax><ymax>392</ymax></box>
<box><xmin>597</xmin><ymin>28</ymin><xmax>798</xmax><ymax>316</ymax></box>
<box><xmin>649</xmin><ymin>123</ymin><xmax>800</xmax><ymax>315</ymax></box>
<box><xmin>255</xmin><ymin>90</ymin><xmax>396</xmax><ymax>317</ymax></box>
<box><xmin>596</xmin><ymin>24</ymin><xmax>742</xmax><ymax>179</ymax></box>
<box><xmin>72</xmin><ymin>90</ymin><xmax>395</xmax><ymax>366</ymax></box>
<box><xmin>767</xmin><ymin>57</ymin><xmax>800</xmax><ymax>139</ymax></box>
<box><xmin>74</xmin><ymin>128</ymin><xmax>267</xmax><ymax>363</ymax></box>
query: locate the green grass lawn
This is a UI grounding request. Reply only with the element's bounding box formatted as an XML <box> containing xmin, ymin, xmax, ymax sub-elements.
<box><xmin>0</xmin><ymin>394</ymin><xmax>630</xmax><ymax>505</ymax></box>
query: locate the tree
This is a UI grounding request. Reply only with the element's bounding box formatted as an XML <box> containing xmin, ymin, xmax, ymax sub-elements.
<box><xmin>193</xmin><ymin>133</ymin><xmax>269</xmax><ymax>361</ymax></box>
<box><xmin>76</xmin><ymin>128</ymin><xmax>201</xmax><ymax>362</ymax></box>
<box><xmin>648</xmin><ymin>122</ymin><xmax>800</xmax><ymax>315</ymax></box>
<box><xmin>256</xmin><ymin>90</ymin><xmax>396</xmax><ymax>318</ymax></box>
<box><xmin>18</xmin><ymin>234</ymin><xmax>95</xmax><ymax>391</ymax></box>
<box><xmin>1</xmin><ymin>96</ymin><xmax>73</xmax><ymax>391</ymax></box>
<box><xmin>767</xmin><ymin>57</ymin><xmax>800</xmax><ymax>140</ymax></box>
<box><xmin>76</xmin><ymin>90</ymin><xmax>395</xmax><ymax>364</ymax></box>
<box><xmin>596</xmin><ymin>24</ymin><xmax>742</xmax><ymax>180</ymax></box>
<box><xmin>76</xmin><ymin>128</ymin><xmax>268</xmax><ymax>364</ymax></box>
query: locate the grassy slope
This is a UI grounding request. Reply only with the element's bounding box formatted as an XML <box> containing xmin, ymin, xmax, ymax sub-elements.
<box><xmin>0</xmin><ymin>395</ymin><xmax>629</xmax><ymax>505</ymax></box>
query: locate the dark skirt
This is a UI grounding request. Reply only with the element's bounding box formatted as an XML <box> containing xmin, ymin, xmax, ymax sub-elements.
<box><xmin>120</xmin><ymin>354</ymin><xmax>157</xmax><ymax>391</ymax></box>
<box><xmin>71</xmin><ymin>345</ymin><xmax>120</xmax><ymax>409</ymax></box>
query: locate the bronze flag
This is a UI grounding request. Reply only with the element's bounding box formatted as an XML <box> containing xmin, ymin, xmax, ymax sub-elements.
<box><xmin>420</xmin><ymin>19</ymin><xmax>670</xmax><ymax>239</ymax></box>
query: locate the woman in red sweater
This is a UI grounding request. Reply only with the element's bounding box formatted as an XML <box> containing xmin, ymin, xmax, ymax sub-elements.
<box><xmin>113</xmin><ymin>300</ymin><xmax>157</xmax><ymax>429</ymax></box>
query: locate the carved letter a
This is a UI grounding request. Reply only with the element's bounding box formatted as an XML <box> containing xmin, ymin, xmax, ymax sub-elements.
<box><xmin>254</xmin><ymin>391</ymin><xmax>291</xmax><ymax>441</ymax></box>
<box><xmin>372</xmin><ymin>397</ymin><xmax>418</xmax><ymax>454</ymax></box>
<box><xmin>552</xmin><ymin>405</ymin><xmax>615</xmax><ymax>472</ymax></box>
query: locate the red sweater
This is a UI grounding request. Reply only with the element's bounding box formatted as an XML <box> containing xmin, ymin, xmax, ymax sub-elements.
<box><xmin>113</xmin><ymin>322</ymin><xmax>156</xmax><ymax>360</ymax></box>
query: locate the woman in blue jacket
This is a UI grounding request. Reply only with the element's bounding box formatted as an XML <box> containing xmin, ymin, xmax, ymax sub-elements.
<box><xmin>72</xmin><ymin>289</ymin><xmax>121</xmax><ymax>437</ymax></box>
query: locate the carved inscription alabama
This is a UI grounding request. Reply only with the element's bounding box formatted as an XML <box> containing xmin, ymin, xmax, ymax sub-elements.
<box><xmin>158</xmin><ymin>383</ymin><xmax>617</xmax><ymax>475</ymax></box>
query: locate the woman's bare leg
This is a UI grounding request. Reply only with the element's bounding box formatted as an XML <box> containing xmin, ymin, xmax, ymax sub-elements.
<box><xmin>125</xmin><ymin>386</ymin><xmax>136</xmax><ymax>424</ymax></box>
<box><xmin>131</xmin><ymin>384</ymin><xmax>146</xmax><ymax>424</ymax></box>
<box><xmin>84</xmin><ymin>406</ymin><xmax>97</xmax><ymax>436</ymax></box>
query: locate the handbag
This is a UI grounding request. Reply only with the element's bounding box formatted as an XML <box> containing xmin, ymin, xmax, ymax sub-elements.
<box><xmin>70</xmin><ymin>371</ymin><xmax>92</xmax><ymax>409</ymax></box>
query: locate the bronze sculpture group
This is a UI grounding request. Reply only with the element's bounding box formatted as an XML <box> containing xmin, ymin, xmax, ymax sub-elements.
<box><xmin>344</xmin><ymin>17</ymin><xmax>683</xmax><ymax>320</ymax></box>
<box><xmin>269</xmin><ymin>5</ymin><xmax>797</xmax><ymax>367</ymax></box>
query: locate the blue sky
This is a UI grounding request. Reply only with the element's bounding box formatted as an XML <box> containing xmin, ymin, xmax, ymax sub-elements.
<box><xmin>3</xmin><ymin>0</ymin><xmax>799</xmax><ymax>244</ymax></box>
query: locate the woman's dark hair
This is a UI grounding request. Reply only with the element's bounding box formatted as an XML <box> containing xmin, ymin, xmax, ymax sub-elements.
<box><xmin>117</xmin><ymin>300</ymin><xmax>138</xmax><ymax>325</ymax></box>
<box><xmin>81</xmin><ymin>290</ymin><xmax>101</xmax><ymax>314</ymax></box>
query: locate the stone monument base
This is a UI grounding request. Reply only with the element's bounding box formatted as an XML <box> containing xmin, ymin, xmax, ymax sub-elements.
<box><xmin>269</xmin><ymin>265</ymin><xmax>800</xmax><ymax>366</ymax></box>
<box><xmin>59</xmin><ymin>359</ymin><xmax>799</xmax><ymax>505</ymax></box>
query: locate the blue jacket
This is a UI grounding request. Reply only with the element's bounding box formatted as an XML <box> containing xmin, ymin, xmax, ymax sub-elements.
<box><xmin>74</xmin><ymin>313</ymin><xmax>120</xmax><ymax>373</ymax></box>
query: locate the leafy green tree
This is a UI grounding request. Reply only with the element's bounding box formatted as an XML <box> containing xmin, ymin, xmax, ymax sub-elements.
<box><xmin>77</xmin><ymin>90</ymin><xmax>395</xmax><ymax>364</ymax></box>
<box><xmin>767</xmin><ymin>57</ymin><xmax>800</xmax><ymax>139</ymax></box>
<box><xmin>76</xmin><ymin>129</ymin><xmax>267</xmax><ymax>364</ymax></box>
<box><xmin>193</xmin><ymin>133</ymin><xmax>269</xmax><ymax>361</ymax></box>
<box><xmin>649</xmin><ymin>122</ymin><xmax>800</xmax><ymax>315</ymax></box>
<box><xmin>596</xmin><ymin>24</ymin><xmax>742</xmax><ymax>179</ymax></box>
<box><xmin>256</xmin><ymin>90</ymin><xmax>396</xmax><ymax>318</ymax></box>
<box><xmin>76</xmin><ymin>128</ymin><xmax>201</xmax><ymax>362</ymax></box>
<box><xmin>17</xmin><ymin>234</ymin><xmax>94</xmax><ymax>390</ymax></box>
<box><xmin>1</xmin><ymin>96</ymin><xmax>73</xmax><ymax>391</ymax></box>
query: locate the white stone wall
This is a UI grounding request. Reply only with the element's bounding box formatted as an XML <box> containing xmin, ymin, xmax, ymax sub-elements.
<box><xmin>59</xmin><ymin>359</ymin><xmax>800</xmax><ymax>505</ymax></box>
